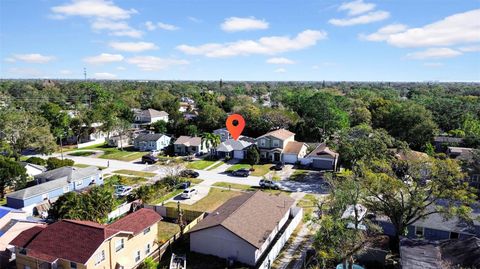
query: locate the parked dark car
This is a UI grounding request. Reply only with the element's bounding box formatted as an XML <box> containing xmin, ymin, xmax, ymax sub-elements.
<box><xmin>271</xmin><ymin>162</ymin><xmax>285</xmax><ymax>171</ymax></box>
<box><xmin>231</xmin><ymin>168</ymin><xmax>250</xmax><ymax>177</ymax></box>
<box><xmin>177</xmin><ymin>181</ymin><xmax>191</xmax><ymax>189</ymax></box>
<box><xmin>141</xmin><ymin>154</ymin><xmax>158</xmax><ymax>164</ymax></box>
<box><xmin>180</xmin><ymin>169</ymin><xmax>200</xmax><ymax>178</ymax></box>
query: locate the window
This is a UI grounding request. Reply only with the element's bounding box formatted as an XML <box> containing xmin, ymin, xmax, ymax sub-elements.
<box><xmin>70</xmin><ymin>262</ymin><xmax>77</xmax><ymax>269</ymax></box>
<box><xmin>115</xmin><ymin>238</ymin><xmax>124</xmax><ymax>252</ymax></box>
<box><xmin>95</xmin><ymin>250</ymin><xmax>105</xmax><ymax>265</ymax></box>
<box><xmin>135</xmin><ymin>250</ymin><xmax>141</xmax><ymax>262</ymax></box>
<box><xmin>273</xmin><ymin>139</ymin><xmax>279</xmax><ymax>147</ymax></box>
<box><xmin>143</xmin><ymin>227</ymin><xmax>151</xmax><ymax>235</ymax></box>
<box><xmin>450</xmin><ymin>232</ymin><xmax>459</xmax><ymax>239</ymax></box>
<box><xmin>145</xmin><ymin>243</ymin><xmax>151</xmax><ymax>255</ymax></box>
<box><xmin>260</xmin><ymin>139</ymin><xmax>265</xmax><ymax>147</ymax></box>
<box><xmin>415</xmin><ymin>226</ymin><xmax>424</xmax><ymax>237</ymax></box>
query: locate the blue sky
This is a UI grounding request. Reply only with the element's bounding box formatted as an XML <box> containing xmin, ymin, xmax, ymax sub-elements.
<box><xmin>1</xmin><ymin>0</ymin><xmax>479</xmax><ymax>81</ymax></box>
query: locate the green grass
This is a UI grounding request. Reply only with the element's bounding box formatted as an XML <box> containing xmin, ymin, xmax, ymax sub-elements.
<box><xmin>113</xmin><ymin>169</ymin><xmax>156</xmax><ymax>177</ymax></box>
<box><xmin>73</xmin><ymin>163</ymin><xmax>107</xmax><ymax>169</ymax></box>
<box><xmin>188</xmin><ymin>178</ymin><xmax>204</xmax><ymax>185</ymax></box>
<box><xmin>105</xmin><ymin>175</ymin><xmax>148</xmax><ymax>186</ymax></box>
<box><xmin>157</xmin><ymin>221</ymin><xmax>181</xmax><ymax>244</ymax></box>
<box><xmin>206</xmin><ymin>161</ymin><xmax>225</xmax><ymax>171</ymax></box>
<box><xmin>297</xmin><ymin>194</ymin><xmax>320</xmax><ymax>217</ymax></box>
<box><xmin>151</xmin><ymin>189</ymin><xmax>183</xmax><ymax>205</ymax></box>
<box><xmin>226</xmin><ymin>163</ymin><xmax>272</xmax><ymax>176</ymax></box>
<box><xmin>212</xmin><ymin>182</ymin><xmax>255</xmax><ymax>191</ymax></box>
<box><xmin>165</xmin><ymin>188</ymin><xmax>242</xmax><ymax>212</ymax></box>
<box><xmin>185</xmin><ymin>160</ymin><xmax>218</xmax><ymax>170</ymax></box>
<box><xmin>0</xmin><ymin>198</ymin><xmax>6</xmax><ymax>206</ymax></box>
<box><xmin>68</xmin><ymin>151</ymin><xmax>96</xmax><ymax>157</ymax></box>
<box><xmin>80</xmin><ymin>144</ymin><xmax>144</xmax><ymax>161</ymax></box>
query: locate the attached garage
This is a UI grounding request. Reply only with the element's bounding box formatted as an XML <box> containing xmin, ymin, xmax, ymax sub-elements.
<box><xmin>282</xmin><ymin>142</ymin><xmax>308</xmax><ymax>164</ymax></box>
<box><xmin>233</xmin><ymin>150</ymin><xmax>245</xmax><ymax>159</ymax></box>
<box><xmin>305</xmin><ymin>143</ymin><xmax>339</xmax><ymax>171</ymax></box>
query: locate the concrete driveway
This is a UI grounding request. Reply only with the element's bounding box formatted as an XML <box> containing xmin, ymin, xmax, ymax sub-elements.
<box><xmin>166</xmin><ymin>185</ymin><xmax>210</xmax><ymax>205</ymax></box>
<box><xmin>278</xmin><ymin>171</ymin><xmax>329</xmax><ymax>194</ymax></box>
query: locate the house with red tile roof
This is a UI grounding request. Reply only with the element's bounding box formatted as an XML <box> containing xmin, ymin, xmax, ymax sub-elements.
<box><xmin>10</xmin><ymin>208</ymin><xmax>162</xmax><ymax>269</ymax></box>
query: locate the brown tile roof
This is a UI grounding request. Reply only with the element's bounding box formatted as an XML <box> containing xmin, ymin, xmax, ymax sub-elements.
<box><xmin>108</xmin><ymin>208</ymin><xmax>162</xmax><ymax>235</ymax></box>
<box><xmin>174</xmin><ymin>136</ymin><xmax>202</xmax><ymax>147</ymax></box>
<box><xmin>189</xmin><ymin>191</ymin><xmax>295</xmax><ymax>249</ymax></box>
<box><xmin>9</xmin><ymin>209</ymin><xmax>161</xmax><ymax>264</ymax></box>
<box><xmin>306</xmin><ymin>143</ymin><xmax>338</xmax><ymax>158</ymax></box>
<box><xmin>283</xmin><ymin>141</ymin><xmax>306</xmax><ymax>154</ymax></box>
<box><xmin>258</xmin><ymin>129</ymin><xmax>295</xmax><ymax>140</ymax></box>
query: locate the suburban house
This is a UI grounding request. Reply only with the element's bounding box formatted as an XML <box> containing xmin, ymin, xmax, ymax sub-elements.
<box><xmin>400</xmin><ymin>237</ymin><xmax>480</xmax><ymax>269</ymax></box>
<box><xmin>378</xmin><ymin>205</ymin><xmax>480</xmax><ymax>241</ymax></box>
<box><xmin>433</xmin><ymin>136</ymin><xmax>464</xmax><ymax>151</ymax></box>
<box><xmin>133</xmin><ymin>108</ymin><xmax>169</xmax><ymax>127</ymax></box>
<box><xmin>133</xmin><ymin>133</ymin><xmax>171</xmax><ymax>152</ymax></box>
<box><xmin>189</xmin><ymin>191</ymin><xmax>299</xmax><ymax>266</ymax></box>
<box><xmin>301</xmin><ymin>143</ymin><xmax>339</xmax><ymax>170</ymax></box>
<box><xmin>0</xmin><ymin>207</ymin><xmax>44</xmax><ymax>267</ymax></box>
<box><xmin>213</xmin><ymin>128</ymin><xmax>232</xmax><ymax>142</ymax></box>
<box><xmin>10</xmin><ymin>208</ymin><xmax>162</xmax><ymax>269</ymax></box>
<box><xmin>256</xmin><ymin>129</ymin><xmax>302</xmax><ymax>163</ymax></box>
<box><xmin>19</xmin><ymin>162</ymin><xmax>46</xmax><ymax>178</ymax></box>
<box><xmin>107</xmin><ymin>135</ymin><xmax>131</xmax><ymax>149</ymax></box>
<box><xmin>6</xmin><ymin>166</ymin><xmax>103</xmax><ymax>215</ymax></box>
<box><xmin>214</xmin><ymin>139</ymin><xmax>252</xmax><ymax>159</ymax></box>
<box><xmin>173</xmin><ymin>136</ymin><xmax>209</xmax><ymax>156</ymax></box>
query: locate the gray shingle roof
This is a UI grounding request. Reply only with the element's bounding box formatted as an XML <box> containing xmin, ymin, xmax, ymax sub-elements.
<box><xmin>7</xmin><ymin>178</ymin><xmax>69</xmax><ymax>200</ymax></box>
<box><xmin>216</xmin><ymin>139</ymin><xmax>252</xmax><ymax>152</ymax></box>
<box><xmin>134</xmin><ymin>133</ymin><xmax>168</xmax><ymax>142</ymax></box>
<box><xmin>174</xmin><ymin>136</ymin><xmax>202</xmax><ymax>147</ymax></box>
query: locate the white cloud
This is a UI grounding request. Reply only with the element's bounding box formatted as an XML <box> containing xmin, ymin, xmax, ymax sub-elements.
<box><xmin>110</xmin><ymin>29</ymin><xmax>143</xmax><ymax>38</ymax></box>
<box><xmin>459</xmin><ymin>45</ymin><xmax>480</xmax><ymax>52</ymax></box>
<box><xmin>126</xmin><ymin>56</ymin><xmax>189</xmax><ymax>71</ymax></box>
<box><xmin>329</xmin><ymin>10</ymin><xmax>389</xmax><ymax>26</ymax></box>
<box><xmin>406</xmin><ymin>48</ymin><xmax>462</xmax><ymax>59</ymax></box>
<box><xmin>109</xmin><ymin>41</ymin><xmax>158</xmax><ymax>52</ymax></box>
<box><xmin>91</xmin><ymin>20</ymin><xmax>130</xmax><ymax>31</ymax></box>
<box><xmin>274</xmin><ymin>68</ymin><xmax>286</xmax><ymax>73</ymax></box>
<box><xmin>145</xmin><ymin>21</ymin><xmax>179</xmax><ymax>31</ymax></box>
<box><xmin>338</xmin><ymin>0</ymin><xmax>376</xmax><ymax>16</ymax></box>
<box><xmin>266</xmin><ymin>57</ymin><xmax>295</xmax><ymax>64</ymax></box>
<box><xmin>423</xmin><ymin>62</ymin><xmax>444</xmax><ymax>67</ymax></box>
<box><xmin>221</xmin><ymin>17</ymin><xmax>269</xmax><ymax>32</ymax></box>
<box><xmin>188</xmin><ymin>16</ymin><xmax>202</xmax><ymax>23</ymax></box>
<box><xmin>359</xmin><ymin>24</ymin><xmax>408</xmax><ymax>41</ymax></box>
<box><xmin>51</xmin><ymin>0</ymin><xmax>137</xmax><ymax>20</ymax></box>
<box><xmin>94</xmin><ymin>72</ymin><xmax>117</xmax><ymax>79</ymax></box>
<box><xmin>364</xmin><ymin>9</ymin><xmax>480</xmax><ymax>48</ymax></box>
<box><xmin>177</xmin><ymin>30</ymin><xmax>327</xmax><ymax>58</ymax></box>
<box><xmin>59</xmin><ymin>69</ymin><xmax>73</xmax><ymax>75</ymax></box>
<box><xmin>4</xmin><ymin>57</ymin><xmax>16</xmax><ymax>63</ymax></box>
<box><xmin>12</xmin><ymin>53</ymin><xmax>55</xmax><ymax>63</ymax></box>
<box><xmin>116</xmin><ymin>66</ymin><xmax>126</xmax><ymax>70</ymax></box>
<box><xmin>83</xmin><ymin>53</ymin><xmax>124</xmax><ymax>64</ymax></box>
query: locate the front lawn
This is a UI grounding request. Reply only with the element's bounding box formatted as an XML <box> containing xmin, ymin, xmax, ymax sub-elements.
<box><xmin>187</xmin><ymin>178</ymin><xmax>204</xmax><ymax>185</ymax></box>
<box><xmin>185</xmin><ymin>160</ymin><xmax>218</xmax><ymax>170</ymax></box>
<box><xmin>165</xmin><ymin>188</ymin><xmax>242</xmax><ymax>212</ymax></box>
<box><xmin>157</xmin><ymin>221</ymin><xmax>181</xmax><ymax>244</ymax></box>
<box><xmin>113</xmin><ymin>169</ymin><xmax>156</xmax><ymax>178</ymax></box>
<box><xmin>212</xmin><ymin>182</ymin><xmax>255</xmax><ymax>191</ymax></box>
<box><xmin>290</xmin><ymin>169</ymin><xmax>310</xmax><ymax>181</ymax></box>
<box><xmin>104</xmin><ymin>175</ymin><xmax>149</xmax><ymax>186</ymax></box>
<box><xmin>68</xmin><ymin>151</ymin><xmax>96</xmax><ymax>157</ymax></box>
<box><xmin>151</xmin><ymin>189</ymin><xmax>183</xmax><ymax>205</ymax></box>
<box><xmin>84</xmin><ymin>145</ymin><xmax>144</xmax><ymax>161</ymax></box>
<box><xmin>226</xmin><ymin>163</ymin><xmax>272</xmax><ymax>176</ymax></box>
<box><xmin>73</xmin><ymin>163</ymin><xmax>107</xmax><ymax>169</ymax></box>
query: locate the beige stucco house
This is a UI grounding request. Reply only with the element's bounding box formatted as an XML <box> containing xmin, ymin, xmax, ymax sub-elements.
<box><xmin>256</xmin><ymin>129</ymin><xmax>307</xmax><ymax>164</ymax></box>
<box><xmin>10</xmin><ymin>208</ymin><xmax>162</xmax><ymax>269</ymax></box>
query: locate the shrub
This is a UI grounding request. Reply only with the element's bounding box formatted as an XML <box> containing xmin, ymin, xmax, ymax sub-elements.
<box><xmin>46</xmin><ymin>157</ymin><xmax>74</xmax><ymax>170</ymax></box>
<box><xmin>26</xmin><ymin>157</ymin><xmax>46</xmax><ymax>166</ymax></box>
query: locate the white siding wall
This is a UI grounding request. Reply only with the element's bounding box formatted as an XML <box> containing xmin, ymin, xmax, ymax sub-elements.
<box><xmin>190</xmin><ymin>226</ymin><xmax>257</xmax><ymax>265</ymax></box>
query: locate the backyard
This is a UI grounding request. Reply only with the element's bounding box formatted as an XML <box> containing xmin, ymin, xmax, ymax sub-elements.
<box><xmin>165</xmin><ymin>188</ymin><xmax>242</xmax><ymax>212</ymax></box>
<box><xmin>225</xmin><ymin>163</ymin><xmax>272</xmax><ymax>176</ymax></box>
<box><xmin>113</xmin><ymin>169</ymin><xmax>156</xmax><ymax>178</ymax></box>
<box><xmin>157</xmin><ymin>221</ymin><xmax>181</xmax><ymax>244</ymax></box>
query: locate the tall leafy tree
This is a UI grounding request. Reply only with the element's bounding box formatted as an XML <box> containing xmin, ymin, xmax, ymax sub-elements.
<box><xmin>0</xmin><ymin>157</ymin><xmax>28</xmax><ymax>198</ymax></box>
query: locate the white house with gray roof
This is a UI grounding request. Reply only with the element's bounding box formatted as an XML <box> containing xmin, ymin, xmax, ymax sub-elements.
<box><xmin>133</xmin><ymin>108</ymin><xmax>169</xmax><ymax>127</ymax></box>
<box><xmin>6</xmin><ymin>166</ymin><xmax>103</xmax><ymax>216</ymax></box>
<box><xmin>133</xmin><ymin>133</ymin><xmax>171</xmax><ymax>151</ymax></box>
<box><xmin>214</xmin><ymin>139</ymin><xmax>252</xmax><ymax>159</ymax></box>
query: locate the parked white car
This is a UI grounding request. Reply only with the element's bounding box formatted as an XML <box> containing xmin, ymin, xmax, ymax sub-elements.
<box><xmin>114</xmin><ymin>185</ymin><xmax>133</xmax><ymax>197</ymax></box>
<box><xmin>181</xmin><ymin>188</ymin><xmax>198</xmax><ymax>199</ymax></box>
<box><xmin>259</xmin><ymin>179</ymin><xmax>281</xmax><ymax>190</ymax></box>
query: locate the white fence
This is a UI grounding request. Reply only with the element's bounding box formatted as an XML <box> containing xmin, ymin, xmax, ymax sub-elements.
<box><xmin>257</xmin><ymin>207</ymin><xmax>304</xmax><ymax>269</ymax></box>
<box><xmin>77</xmin><ymin>138</ymin><xmax>105</xmax><ymax>149</ymax></box>
<box><xmin>108</xmin><ymin>200</ymin><xmax>137</xmax><ymax>221</ymax></box>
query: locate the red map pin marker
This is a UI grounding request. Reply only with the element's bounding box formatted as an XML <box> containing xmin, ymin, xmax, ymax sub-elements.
<box><xmin>226</xmin><ymin>114</ymin><xmax>245</xmax><ymax>141</ymax></box>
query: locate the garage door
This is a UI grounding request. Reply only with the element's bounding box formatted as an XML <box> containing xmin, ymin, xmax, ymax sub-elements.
<box><xmin>233</xmin><ymin>150</ymin><xmax>244</xmax><ymax>159</ymax></box>
<box><xmin>283</xmin><ymin>154</ymin><xmax>297</xmax><ymax>164</ymax></box>
<box><xmin>312</xmin><ymin>159</ymin><xmax>333</xmax><ymax>170</ymax></box>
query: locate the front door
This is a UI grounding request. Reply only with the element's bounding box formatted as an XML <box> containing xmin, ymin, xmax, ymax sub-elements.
<box><xmin>273</xmin><ymin>152</ymin><xmax>281</xmax><ymax>162</ymax></box>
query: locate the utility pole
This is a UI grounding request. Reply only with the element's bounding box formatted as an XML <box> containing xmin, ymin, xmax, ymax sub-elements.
<box><xmin>83</xmin><ymin>67</ymin><xmax>87</xmax><ymax>81</ymax></box>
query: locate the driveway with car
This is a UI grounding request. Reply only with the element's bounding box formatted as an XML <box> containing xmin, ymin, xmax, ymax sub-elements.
<box><xmin>167</xmin><ymin>185</ymin><xmax>210</xmax><ymax>205</ymax></box>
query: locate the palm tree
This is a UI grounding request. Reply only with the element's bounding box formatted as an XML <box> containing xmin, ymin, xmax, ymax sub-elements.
<box><xmin>200</xmin><ymin>133</ymin><xmax>221</xmax><ymax>158</ymax></box>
